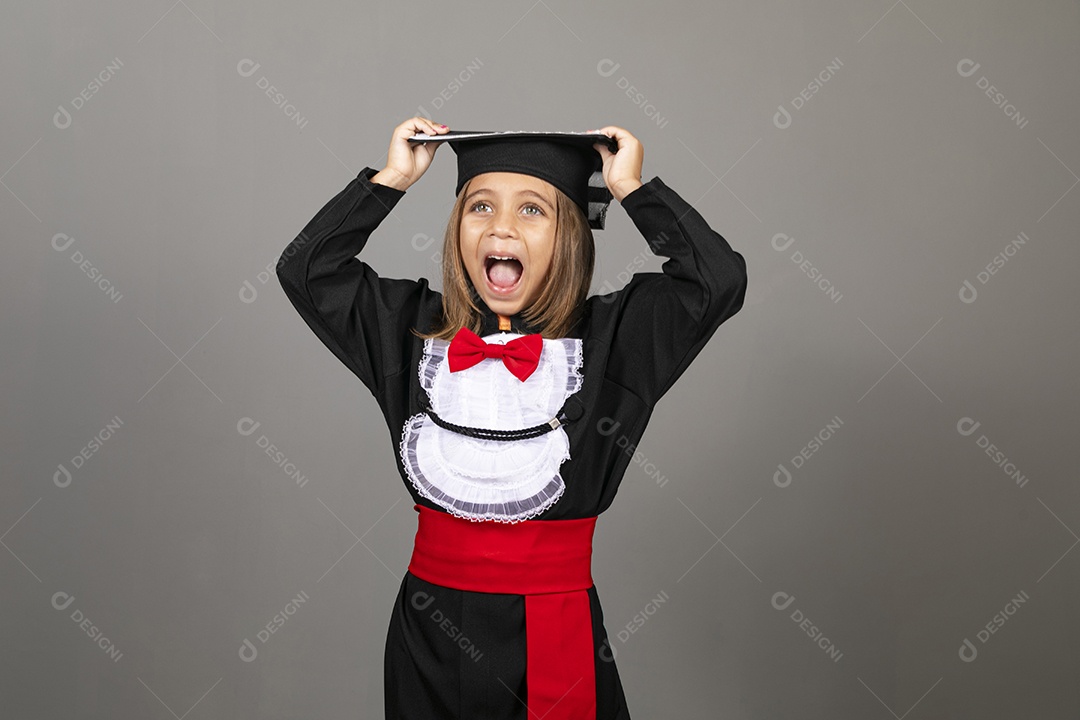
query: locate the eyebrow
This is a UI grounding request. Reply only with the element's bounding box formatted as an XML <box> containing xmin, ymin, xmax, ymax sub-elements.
<box><xmin>463</xmin><ymin>187</ymin><xmax>555</xmax><ymax>211</ymax></box>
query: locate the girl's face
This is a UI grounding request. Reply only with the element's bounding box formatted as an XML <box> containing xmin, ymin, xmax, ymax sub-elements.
<box><xmin>458</xmin><ymin>172</ymin><xmax>558</xmax><ymax>319</ymax></box>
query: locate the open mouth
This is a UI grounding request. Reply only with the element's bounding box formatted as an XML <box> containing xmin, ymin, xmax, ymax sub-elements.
<box><xmin>484</xmin><ymin>254</ymin><xmax>524</xmax><ymax>294</ymax></box>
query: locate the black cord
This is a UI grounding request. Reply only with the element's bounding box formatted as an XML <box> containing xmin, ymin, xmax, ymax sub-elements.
<box><xmin>420</xmin><ymin>396</ymin><xmax>568</xmax><ymax>441</ymax></box>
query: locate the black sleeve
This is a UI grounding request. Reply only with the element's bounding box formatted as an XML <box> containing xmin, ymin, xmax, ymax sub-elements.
<box><xmin>589</xmin><ymin>176</ymin><xmax>748</xmax><ymax>407</ymax></box>
<box><xmin>276</xmin><ymin>166</ymin><xmax>442</xmax><ymax>402</ymax></box>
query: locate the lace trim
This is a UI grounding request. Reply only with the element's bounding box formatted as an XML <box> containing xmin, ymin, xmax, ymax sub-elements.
<box><xmin>417</xmin><ymin>337</ymin><xmax>446</xmax><ymax>397</ymax></box>
<box><xmin>398</xmin><ymin>413</ymin><xmax>570</xmax><ymax>524</ymax></box>
<box><xmin>400</xmin><ymin>333</ymin><xmax>584</xmax><ymax>524</ymax></box>
<box><xmin>557</xmin><ymin>337</ymin><xmax>585</xmax><ymax>399</ymax></box>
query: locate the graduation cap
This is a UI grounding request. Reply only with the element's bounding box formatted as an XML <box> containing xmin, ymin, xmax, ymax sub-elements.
<box><xmin>408</xmin><ymin>130</ymin><xmax>618</xmax><ymax>230</ymax></box>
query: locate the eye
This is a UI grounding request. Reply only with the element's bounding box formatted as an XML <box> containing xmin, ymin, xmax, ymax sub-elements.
<box><xmin>470</xmin><ymin>201</ymin><xmax>491</xmax><ymax>213</ymax></box>
<box><xmin>522</xmin><ymin>204</ymin><xmax>544</xmax><ymax>216</ymax></box>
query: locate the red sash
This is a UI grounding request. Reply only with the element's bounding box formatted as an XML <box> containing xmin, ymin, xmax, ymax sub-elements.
<box><xmin>407</xmin><ymin>503</ymin><xmax>598</xmax><ymax>719</ymax></box>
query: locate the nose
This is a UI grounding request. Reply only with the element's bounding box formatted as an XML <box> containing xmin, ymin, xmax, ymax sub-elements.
<box><xmin>488</xmin><ymin>205</ymin><xmax>520</xmax><ymax>238</ymax></box>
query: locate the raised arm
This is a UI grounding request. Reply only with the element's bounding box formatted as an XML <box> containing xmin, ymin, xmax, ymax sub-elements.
<box><xmin>276</xmin><ymin>118</ymin><xmax>452</xmax><ymax>400</ymax></box>
<box><xmin>590</xmin><ymin>175</ymin><xmax>748</xmax><ymax>407</ymax></box>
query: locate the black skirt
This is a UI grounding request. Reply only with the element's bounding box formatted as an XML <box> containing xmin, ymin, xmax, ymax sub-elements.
<box><xmin>384</xmin><ymin>570</ymin><xmax>632</xmax><ymax>719</ymax></box>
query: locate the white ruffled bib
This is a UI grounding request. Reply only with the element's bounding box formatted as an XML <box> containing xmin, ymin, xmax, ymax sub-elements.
<box><xmin>398</xmin><ymin>332</ymin><xmax>584</xmax><ymax>523</ymax></box>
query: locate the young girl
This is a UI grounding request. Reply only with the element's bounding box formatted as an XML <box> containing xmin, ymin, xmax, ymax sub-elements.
<box><xmin>277</xmin><ymin>117</ymin><xmax>748</xmax><ymax>720</ymax></box>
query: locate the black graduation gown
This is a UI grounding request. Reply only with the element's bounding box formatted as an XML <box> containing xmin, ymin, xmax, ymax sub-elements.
<box><xmin>276</xmin><ymin>166</ymin><xmax>748</xmax><ymax>719</ymax></box>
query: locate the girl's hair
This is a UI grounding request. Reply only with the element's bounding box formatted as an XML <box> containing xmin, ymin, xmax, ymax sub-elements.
<box><xmin>413</xmin><ymin>176</ymin><xmax>596</xmax><ymax>341</ymax></box>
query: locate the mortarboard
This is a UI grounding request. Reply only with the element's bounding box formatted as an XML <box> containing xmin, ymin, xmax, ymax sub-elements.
<box><xmin>408</xmin><ymin>130</ymin><xmax>618</xmax><ymax>230</ymax></box>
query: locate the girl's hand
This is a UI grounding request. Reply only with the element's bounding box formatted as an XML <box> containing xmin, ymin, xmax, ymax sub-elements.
<box><xmin>591</xmin><ymin>126</ymin><xmax>644</xmax><ymax>202</ymax></box>
<box><xmin>373</xmin><ymin>117</ymin><xmax>450</xmax><ymax>191</ymax></box>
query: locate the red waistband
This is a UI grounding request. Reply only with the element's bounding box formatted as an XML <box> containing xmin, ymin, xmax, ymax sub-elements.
<box><xmin>406</xmin><ymin>503</ymin><xmax>600</xmax><ymax>719</ymax></box>
<box><xmin>407</xmin><ymin>503</ymin><xmax>597</xmax><ymax>594</ymax></box>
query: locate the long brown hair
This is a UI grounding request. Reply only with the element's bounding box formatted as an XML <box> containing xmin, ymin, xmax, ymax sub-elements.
<box><xmin>413</xmin><ymin>176</ymin><xmax>596</xmax><ymax>341</ymax></box>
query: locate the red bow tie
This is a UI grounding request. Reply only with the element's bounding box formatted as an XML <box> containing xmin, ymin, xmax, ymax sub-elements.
<box><xmin>447</xmin><ymin>327</ymin><xmax>543</xmax><ymax>382</ymax></box>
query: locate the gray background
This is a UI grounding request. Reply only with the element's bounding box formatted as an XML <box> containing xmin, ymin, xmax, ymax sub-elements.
<box><xmin>3</xmin><ymin>1</ymin><xmax>1078</xmax><ymax>718</ymax></box>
